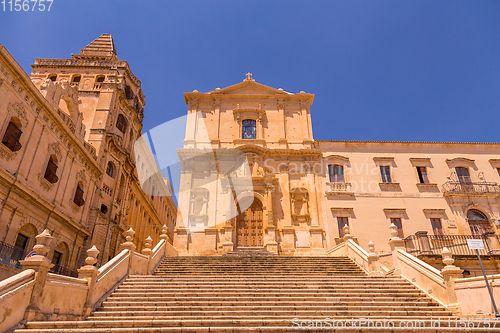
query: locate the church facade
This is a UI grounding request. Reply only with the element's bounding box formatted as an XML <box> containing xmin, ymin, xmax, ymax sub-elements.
<box><xmin>174</xmin><ymin>74</ymin><xmax>500</xmax><ymax>260</ymax></box>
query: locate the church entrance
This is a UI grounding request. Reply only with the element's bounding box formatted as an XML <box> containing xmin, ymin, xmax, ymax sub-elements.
<box><xmin>236</xmin><ymin>199</ymin><xmax>263</xmax><ymax>247</ymax></box>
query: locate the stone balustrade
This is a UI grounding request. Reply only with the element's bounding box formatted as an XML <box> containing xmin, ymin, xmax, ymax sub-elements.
<box><xmin>0</xmin><ymin>226</ymin><xmax>177</xmax><ymax>332</ymax></box>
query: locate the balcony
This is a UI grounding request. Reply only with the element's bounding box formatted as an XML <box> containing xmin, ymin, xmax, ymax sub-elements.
<box><xmin>442</xmin><ymin>181</ymin><xmax>500</xmax><ymax>197</ymax></box>
<box><xmin>325</xmin><ymin>182</ymin><xmax>354</xmax><ymax>196</ymax></box>
<box><xmin>404</xmin><ymin>232</ymin><xmax>500</xmax><ymax>257</ymax></box>
<box><xmin>442</xmin><ymin>171</ymin><xmax>500</xmax><ymax>197</ymax></box>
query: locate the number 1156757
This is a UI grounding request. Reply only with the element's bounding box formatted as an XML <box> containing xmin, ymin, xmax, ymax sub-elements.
<box><xmin>2</xmin><ymin>0</ymin><xmax>53</xmax><ymax>11</ymax></box>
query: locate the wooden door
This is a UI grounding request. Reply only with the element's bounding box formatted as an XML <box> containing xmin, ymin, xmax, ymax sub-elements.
<box><xmin>236</xmin><ymin>200</ymin><xmax>263</xmax><ymax>247</ymax></box>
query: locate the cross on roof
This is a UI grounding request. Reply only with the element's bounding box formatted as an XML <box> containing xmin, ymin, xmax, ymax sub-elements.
<box><xmin>245</xmin><ymin>72</ymin><xmax>253</xmax><ymax>80</ymax></box>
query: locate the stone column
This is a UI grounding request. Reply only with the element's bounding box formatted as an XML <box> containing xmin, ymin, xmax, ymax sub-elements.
<box><xmin>264</xmin><ymin>183</ymin><xmax>278</xmax><ymax>254</ymax></box>
<box><xmin>388</xmin><ymin>223</ymin><xmax>405</xmax><ymax>275</ymax></box>
<box><xmin>142</xmin><ymin>236</ymin><xmax>153</xmax><ymax>274</ymax></box>
<box><xmin>78</xmin><ymin>246</ymin><xmax>100</xmax><ymax>316</ymax></box>
<box><xmin>484</xmin><ymin>232</ymin><xmax>500</xmax><ymax>255</ymax></box>
<box><xmin>222</xmin><ymin>222</ymin><xmax>234</xmax><ymax>254</ymax></box>
<box><xmin>367</xmin><ymin>241</ymin><xmax>382</xmax><ymax>276</ymax></box>
<box><xmin>416</xmin><ymin>231</ymin><xmax>432</xmax><ymax>255</ymax></box>
<box><xmin>441</xmin><ymin>247</ymin><xmax>463</xmax><ymax>315</ymax></box>
<box><xmin>20</xmin><ymin>229</ymin><xmax>54</xmax><ymax>321</ymax></box>
<box><xmin>119</xmin><ymin>228</ymin><xmax>136</xmax><ymax>274</ymax></box>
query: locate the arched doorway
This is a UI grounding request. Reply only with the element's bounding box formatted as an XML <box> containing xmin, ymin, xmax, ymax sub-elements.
<box><xmin>467</xmin><ymin>209</ymin><xmax>492</xmax><ymax>237</ymax></box>
<box><xmin>236</xmin><ymin>198</ymin><xmax>263</xmax><ymax>247</ymax></box>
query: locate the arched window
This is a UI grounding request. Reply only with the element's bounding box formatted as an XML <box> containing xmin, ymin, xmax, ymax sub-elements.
<box><xmin>44</xmin><ymin>155</ymin><xmax>59</xmax><ymax>184</ymax></box>
<box><xmin>71</xmin><ymin>75</ymin><xmax>81</xmax><ymax>84</ymax></box>
<box><xmin>100</xmin><ymin>204</ymin><xmax>108</xmax><ymax>214</ymax></box>
<box><xmin>125</xmin><ymin>86</ymin><xmax>134</xmax><ymax>99</ymax></box>
<box><xmin>242</xmin><ymin>119</ymin><xmax>256</xmax><ymax>139</ymax></box>
<box><xmin>2</xmin><ymin>118</ymin><xmax>22</xmax><ymax>152</ymax></box>
<box><xmin>116</xmin><ymin>114</ymin><xmax>127</xmax><ymax>133</ymax></box>
<box><xmin>73</xmin><ymin>181</ymin><xmax>85</xmax><ymax>207</ymax></box>
<box><xmin>48</xmin><ymin>74</ymin><xmax>57</xmax><ymax>82</ymax></box>
<box><xmin>106</xmin><ymin>162</ymin><xmax>115</xmax><ymax>178</ymax></box>
<box><xmin>328</xmin><ymin>164</ymin><xmax>345</xmax><ymax>183</ymax></box>
<box><xmin>467</xmin><ymin>209</ymin><xmax>491</xmax><ymax>237</ymax></box>
<box><xmin>95</xmin><ymin>75</ymin><xmax>105</xmax><ymax>83</ymax></box>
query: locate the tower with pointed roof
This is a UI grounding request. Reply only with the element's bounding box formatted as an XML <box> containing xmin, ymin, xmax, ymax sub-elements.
<box><xmin>29</xmin><ymin>34</ymin><xmax>176</xmax><ymax>265</ymax></box>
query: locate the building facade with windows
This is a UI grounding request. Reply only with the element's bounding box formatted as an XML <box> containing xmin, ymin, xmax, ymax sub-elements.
<box><xmin>0</xmin><ymin>34</ymin><xmax>176</xmax><ymax>280</ymax></box>
<box><xmin>174</xmin><ymin>74</ymin><xmax>500</xmax><ymax>263</ymax></box>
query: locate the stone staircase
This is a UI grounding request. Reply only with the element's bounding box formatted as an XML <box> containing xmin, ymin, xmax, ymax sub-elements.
<box><xmin>14</xmin><ymin>254</ymin><xmax>486</xmax><ymax>332</ymax></box>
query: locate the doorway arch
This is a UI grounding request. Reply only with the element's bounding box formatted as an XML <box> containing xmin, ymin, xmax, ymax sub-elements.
<box><xmin>236</xmin><ymin>197</ymin><xmax>263</xmax><ymax>247</ymax></box>
<box><xmin>467</xmin><ymin>209</ymin><xmax>492</xmax><ymax>237</ymax></box>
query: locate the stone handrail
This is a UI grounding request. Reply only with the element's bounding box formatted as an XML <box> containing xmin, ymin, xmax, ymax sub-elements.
<box><xmin>0</xmin><ymin>269</ymin><xmax>36</xmax><ymax>332</ymax></box>
<box><xmin>149</xmin><ymin>239</ymin><xmax>166</xmax><ymax>273</ymax></box>
<box><xmin>454</xmin><ymin>274</ymin><xmax>500</xmax><ymax>315</ymax></box>
<box><xmin>326</xmin><ymin>237</ymin><xmax>381</xmax><ymax>275</ymax></box>
<box><xmin>345</xmin><ymin>239</ymin><xmax>372</xmax><ymax>275</ymax></box>
<box><xmin>1</xmin><ymin>227</ymin><xmax>176</xmax><ymax>332</ymax></box>
<box><xmin>93</xmin><ymin>249</ymin><xmax>130</xmax><ymax>305</ymax></box>
<box><xmin>97</xmin><ymin>249</ymin><xmax>129</xmax><ymax>281</ymax></box>
<box><xmin>396</xmin><ymin>249</ymin><xmax>448</xmax><ymax>306</ymax></box>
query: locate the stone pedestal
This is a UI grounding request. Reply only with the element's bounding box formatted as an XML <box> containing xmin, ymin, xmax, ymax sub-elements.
<box><xmin>173</xmin><ymin>227</ymin><xmax>189</xmax><ymax>255</ymax></box>
<box><xmin>265</xmin><ymin>226</ymin><xmax>278</xmax><ymax>255</ymax></box>
<box><xmin>282</xmin><ymin>226</ymin><xmax>295</xmax><ymax>254</ymax></box>
<box><xmin>222</xmin><ymin>225</ymin><xmax>234</xmax><ymax>254</ymax></box>
<box><xmin>309</xmin><ymin>226</ymin><xmax>324</xmax><ymax>249</ymax></box>
<box><xmin>20</xmin><ymin>259</ymin><xmax>54</xmax><ymax>321</ymax></box>
<box><xmin>204</xmin><ymin>227</ymin><xmax>218</xmax><ymax>255</ymax></box>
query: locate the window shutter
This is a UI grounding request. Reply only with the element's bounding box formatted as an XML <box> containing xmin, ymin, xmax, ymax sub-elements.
<box><xmin>44</xmin><ymin>159</ymin><xmax>59</xmax><ymax>184</ymax></box>
<box><xmin>74</xmin><ymin>186</ymin><xmax>85</xmax><ymax>206</ymax></box>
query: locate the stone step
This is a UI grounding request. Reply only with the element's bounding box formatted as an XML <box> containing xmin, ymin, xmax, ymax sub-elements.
<box><xmin>97</xmin><ymin>299</ymin><xmax>438</xmax><ymax>311</ymax></box>
<box><xmin>15</xmin><ymin>255</ymin><xmax>461</xmax><ymax>333</ymax></box>
<box><xmin>103</xmin><ymin>296</ymin><xmax>436</xmax><ymax>303</ymax></box>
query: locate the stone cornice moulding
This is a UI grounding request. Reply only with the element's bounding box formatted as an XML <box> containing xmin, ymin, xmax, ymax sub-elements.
<box><xmin>330</xmin><ymin>207</ymin><xmax>355</xmax><ymax>218</ymax></box>
<box><xmin>489</xmin><ymin>159</ymin><xmax>500</xmax><ymax>167</ymax></box>
<box><xmin>445</xmin><ymin>157</ymin><xmax>475</xmax><ymax>166</ymax></box>
<box><xmin>422</xmin><ymin>208</ymin><xmax>447</xmax><ymax>217</ymax></box>
<box><xmin>373</xmin><ymin>156</ymin><xmax>395</xmax><ymax>163</ymax></box>
<box><xmin>324</xmin><ymin>154</ymin><xmax>350</xmax><ymax>164</ymax></box>
<box><xmin>383</xmin><ymin>208</ymin><xmax>406</xmax><ymax>213</ymax></box>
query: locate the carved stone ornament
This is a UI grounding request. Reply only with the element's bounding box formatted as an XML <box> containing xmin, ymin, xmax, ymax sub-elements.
<box><xmin>0</xmin><ymin>144</ymin><xmax>17</xmax><ymax>161</ymax></box>
<box><xmin>69</xmin><ymin>198</ymin><xmax>82</xmax><ymax>213</ymax></box>
<box><xmin>7</xmin><ymin>102</ymin><xmax>29</xmax><ymax>127</ymax></box>
<box><xmin>38</xmin><ymin>174</ymin><xmax>55</xmax><ymax>192</ymax></box>
<box><xmin>47</xmin><ymin>142</ymin><xmax>63</xmax><ymax>161</ymax></box>
<box><xmin>76</xmin><ymin>169</ymin><xmax>87</xmax><ymax>188</ymax></box>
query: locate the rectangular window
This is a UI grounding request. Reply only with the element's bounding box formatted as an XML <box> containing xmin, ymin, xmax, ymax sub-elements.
<box><xmin>74</xmin><ymin>186</ymin><xmax>85</xmax><ymax>206</ymax></box>
<box><xmin>329</xmin><ymin>165</ymin><xmax>345</xmax><ymax>183</ymax></box>
<box><xmin>44</xmin><ymin>159</ymin><xmax>59</xmax><ymax>184</ymax></box>
<box><xmin>380</xmin><ymin>166</ymin><xmax>392</xmax><ymax>183</ymax></box>
<box><xmin>390</xmin><ymin>217</ymin><xmax>404</xmax><ymax>238</ymax></box>
<box><xmin>416</xmin><ymin>166</ymin><xmax>429</xmax><ymax>184</ymax></box>
<box><xmin>430</xmin><ymin>218</ymin><xmax>443</xmax><ymax>236</ymax></box>
<box><xmin>497</xmin><ymin>168</ymin><xmax>500</xmax><ymax>178</ymax></box>
<box><xmin>337</xmin><ymin>217</ymin><xmax>349</xmax><ymax>238</ymax></box>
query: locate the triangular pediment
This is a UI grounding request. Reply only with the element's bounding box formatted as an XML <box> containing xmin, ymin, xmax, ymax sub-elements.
<box><xmin>208</xmin><ymin>76</ymin><xmax>291</xmax><ymax>96</ymax></box>
<box><xmin>73</xmin><ymin>33</ymin><xmax>118</xmax><ymax>60</ymax></box>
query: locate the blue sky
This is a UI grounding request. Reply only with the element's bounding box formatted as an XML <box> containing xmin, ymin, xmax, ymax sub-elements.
<box><xmin>1</xmin><ymin>1</ymin><xmax>500</xmax><ymax>143</ymax></box>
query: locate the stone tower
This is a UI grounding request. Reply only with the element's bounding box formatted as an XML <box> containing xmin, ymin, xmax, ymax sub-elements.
<box><xmin>29</xmin><ymin>34</ymin><xmax>175</xmax><ymax>264</ymax></box>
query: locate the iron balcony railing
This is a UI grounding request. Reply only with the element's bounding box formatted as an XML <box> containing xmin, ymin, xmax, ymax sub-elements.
<box><xmin>404</xmin><ymin>234</ymin><xmax>500</xmax><ymax>257</ymax></box>
<box><xmin>442</xmin><ymin>181</ymin><xmax>500</xmax><ymax>196</ymax></box>
<box><xmin>0</xmin><ymin>240</ymin><xmax>78</xmax><ymax>277</ymax></box>
<box><xmin>49</xmin><ymin>264</ymin><xmax>78</xmax><ymax>278</ymax></box>
<box><xmin>0</xmin><ymin>240</ymin><xmax>27</xmax><ymax>269</ymax></box>
<box><xmin>325</xmin><ymin>182</ymin><xmax>353</xmax><ymax>194</ymax></box>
